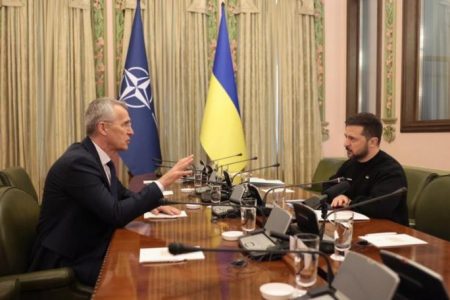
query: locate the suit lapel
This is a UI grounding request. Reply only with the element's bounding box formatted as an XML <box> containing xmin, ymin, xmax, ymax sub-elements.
<box><xmin>81</xmin><ymin>137</ymin><xmax>113</xmax><ymax>193</ymax></box>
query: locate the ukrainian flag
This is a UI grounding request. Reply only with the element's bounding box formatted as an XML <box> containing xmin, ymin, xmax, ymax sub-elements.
<box><xmin>200</xmin><ymin>4</ymin><xmax>248</xmax><ymax>172</ymax></box>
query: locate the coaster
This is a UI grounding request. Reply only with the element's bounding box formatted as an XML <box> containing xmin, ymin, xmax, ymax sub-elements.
<box><xmin>330</xmin><ymin>253</ymin><xmax>345</xmax><ymax>261</ymax></box>
<box><xmin>221</xmin><ymin>231</ymin><xmax>244</xmax><ymax>241</ymax></box>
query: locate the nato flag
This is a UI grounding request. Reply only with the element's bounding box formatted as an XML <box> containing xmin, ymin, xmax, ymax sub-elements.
<box><xmin>119</xmin><ymin>0</ymin><xmax>161</xmax><ymax>175</ymax></box>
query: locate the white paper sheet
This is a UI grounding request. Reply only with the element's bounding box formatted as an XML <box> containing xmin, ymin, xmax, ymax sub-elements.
<box><xmin>359</xmin><ymin>233</ymin><xmax>427</xmax><ymax>248</ymax></box>
<box><xmin>144</xmin><ymin>210</ymin><xmax>188</xmax><ymax>219</ymax></box>
<box><xmin>139</xmin><ymin>247</ymin><xmax>205</xmax><ymax>263</ymax></box>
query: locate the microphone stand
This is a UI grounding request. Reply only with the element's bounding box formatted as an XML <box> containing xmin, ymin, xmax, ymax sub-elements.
<box><xmin>210</xmin><ymin>153</ymin><xmax>243</xmax><ymax>164</ymax></box>
<box><xmin>318</xmin><ymin>187</ymin><xmax>408</xmax><ymax>240</ymax></box>
<box><xmin>261</xmin><ymin>177</ymin><xmax>348</xmax><ymax>206</ymax></box>
<box><xmin>168</xmin><ymin>242</ymin><xmax>336</xmax><ymax>298</ymax></box>
<box><xmin>231</xmin><ymin>163</ymin><xmax>280</xmax><ymax>182</ymax></box>
<box><xmin>217</xmin><ymin>156</ymin><xmax>258</xmax><ymax>174</ymax></box>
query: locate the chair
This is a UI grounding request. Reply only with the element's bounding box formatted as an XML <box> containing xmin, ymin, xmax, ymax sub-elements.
<box><xmin>0</xmin><ymin>279</ymin><xmax>20</xmax><ymax>300</ymax></box>
<box><xmin>0</xmin><ymin>186</ymin><xmax>92</xmax><ymax>300</ymax></box>
<box><xmin>308</xmin><ymin>157</ymin><xmax>346</xmax><ymax>192</ymax></box>
<box><xmin>403</xmin><ymin>166</ymin><xmax>438</xmax><ymax>227</ymax></box>
<box><xmin>332</xmin><ymin>251</ymin><xmax>399</xmax><ymax>300</ymax></box>
<box><xmin>0</xmin><ymin>167</ymin><xmax>38</xmax><ymax>202</ymax></box>
<box><xmin>415</xmin><ymin>175</ymin><xmax>450</xmax><ymax>241</ymax></box>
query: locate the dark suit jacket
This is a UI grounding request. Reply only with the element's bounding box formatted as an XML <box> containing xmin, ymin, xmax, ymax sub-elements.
<box><xmin>28</xmin><ymin>137</ymin><xmax>162</xmax><ymax>286</ymax></box>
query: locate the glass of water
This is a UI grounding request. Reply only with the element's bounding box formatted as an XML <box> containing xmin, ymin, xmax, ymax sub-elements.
<box><xmin>240</xmin><ymin>198</ymin><xmax>257</xmax><ymax>232</ymax></box>
<box><xmin>209</xmin><ymin>184</ymin><xmax>221</xmax><ymax>204</ymax></box>
<box><xmin>292</xmin><ymin>233</ymin><xmax>320</xmax><ymax>288</ymax></box>
<box><xmin>331</xmin><ymin>210</ymin><xmax>354</xmax><ymax>261</ymax></box>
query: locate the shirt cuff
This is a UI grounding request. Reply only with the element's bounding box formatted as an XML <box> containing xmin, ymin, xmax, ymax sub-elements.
<box><xmin>155</xmin><ymin>180</ymin><xmax>165</xmax><ymax>193</ymax></box>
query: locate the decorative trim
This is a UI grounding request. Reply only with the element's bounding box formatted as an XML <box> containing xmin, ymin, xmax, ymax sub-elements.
<box><xmin>382</xmin><ymin>0</ymin><xmax>396</xmax><ymax>143</ymax></box>
<box><xmin>122</xmin><ymin>0</ymin><xmax>146</xmax><ymax>10</ymax></box>
<box><xmin>314</xmin><ymin>0</ymin><xmax>328</xmax><ymax>141</ymax></box>
<box><xmin>93</xmin><ymin>0</ymin><xmax>106</xmax><ymax>97</ymax></box>
<box><xmin>234</xmin><ymin>0</ymin><xmax>259</xmax><ymax>14</ymax></box>
<box><xmin>207</xmin><ymin>0</ymin><xmax>238</xmax><ymax>72</ymax></box>
<box><xmin>0</xmin><ymin>0</ymin><xmax>24</xmax><ymax>7</ymax></box>
<box><xmin>115</xmin><ymin>0</ymin><xmax>125</xmax><ymax>91</ymax></box>
<box><xmin>187</xmin><ymin>0</ymin><xmax>209</xmax><ymax>14</ymax></box>
<box><xmin>69</xmin><ymin>0</ymin><xmax>90</xmax><ymax>10</ymax></box>
<box><xmin>298</xmin><ymin>0</ymin><xmax>315</xmax><ymax>16</ymax></box>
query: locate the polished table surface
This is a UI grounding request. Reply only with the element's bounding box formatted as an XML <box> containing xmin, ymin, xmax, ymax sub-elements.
<box><xmin>92</xmin><ymin>184</ymin><xmax>450</xmax><ymax>299</ymax></box>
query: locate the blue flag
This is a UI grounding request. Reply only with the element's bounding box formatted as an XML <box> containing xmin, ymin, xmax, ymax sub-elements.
<box><xmin>119</xmin><ymin>0</ymin><xmax>161</xmax><ymax>175</ymax></box>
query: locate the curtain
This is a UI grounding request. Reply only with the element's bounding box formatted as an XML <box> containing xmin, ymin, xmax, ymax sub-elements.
<box><xmin>419</xmin><ymin>0</ymin><xmax>450</xmax><ymax>120</ymax></box>
<box><xmin>235</xmin><ymin>0</ymin><xmax>278</xmax><ymax>179</ymax></box>
<box><xmin>0</xmin><ymin>0</ymin><xmax>96</xmax><ymax>199</ymax></box>
<box><xmin>275</xmin><ymin>0</ymin><xmax>322</xmax><ymax>184</ymax></box>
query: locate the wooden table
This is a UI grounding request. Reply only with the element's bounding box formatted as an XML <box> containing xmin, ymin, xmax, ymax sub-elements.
<box><xmin>92</xmin><ymin>185</ymin><xmax>450</xmax><ymax>299</ymax></box>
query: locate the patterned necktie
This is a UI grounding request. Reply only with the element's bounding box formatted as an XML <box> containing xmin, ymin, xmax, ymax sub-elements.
<box><xmin>106</xmin><ymin>160</ymin><xmax>117</xmax><ymax>196</ymax></box>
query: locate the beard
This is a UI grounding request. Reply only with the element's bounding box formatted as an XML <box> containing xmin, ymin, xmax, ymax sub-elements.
<box><xmin>346</xmin><ymin>144</ymin><xmax>369</xmax><ymax>161</ymax></box>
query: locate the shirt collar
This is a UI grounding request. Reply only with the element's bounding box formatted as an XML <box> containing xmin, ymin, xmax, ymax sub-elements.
<box><xmin>92</xmin><ymin>141</ymin><xmax>111</xmax><ymax>166</ymax></box>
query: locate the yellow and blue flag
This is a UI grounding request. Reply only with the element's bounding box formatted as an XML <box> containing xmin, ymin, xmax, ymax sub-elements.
<box><xmin>119</xmin><ymin>0</ymin><xmax>161</xmax><ymax>174</ymax></box>
<box><xmin>200</xmin><ymin>4</ymin><xmax>248</xmax><ymax>172</ymax></box>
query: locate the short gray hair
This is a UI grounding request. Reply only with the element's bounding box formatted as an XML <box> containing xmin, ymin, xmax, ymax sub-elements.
<box><xmin>85</xmin><ymin>97</ymin><xmax>128</xmax><ymax>136</ymax></box>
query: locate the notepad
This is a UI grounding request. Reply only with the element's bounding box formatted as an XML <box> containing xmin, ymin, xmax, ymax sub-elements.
<box><xmin>316</xmin><ymin>210</ymin><xmax>370</xmax><ymax>221</ymax></box>
<box><xmin>144</xmin><ymin>210</ymin><xmax>188</xmax><ymax>219</ymax></box>
<box><xmin>249</xmin><ymin>177</ymin><xmax>284</xmax><ymax>186</ymax></box>
<box><xmin>139</xmin><ymin>247</ymin><xmax>205</xmax><ymax>263</ymax></box>
<box><xmin>359</xmin><ymin>233</ymin><xmax>427</xmax><ymax>248</ymax></box>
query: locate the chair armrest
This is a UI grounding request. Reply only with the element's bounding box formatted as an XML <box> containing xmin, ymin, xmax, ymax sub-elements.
<box><xmin>0</xmin><ymin>268</ymin><xmax>74</xmax><ymax>291</ymax></box>
<box><xmin>0</xmin><ymin>279</ymin><xmax>20</xmax><ymax>300</ymax></box>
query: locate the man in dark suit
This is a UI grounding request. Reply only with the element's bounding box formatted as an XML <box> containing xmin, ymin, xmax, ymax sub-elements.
<box><xmin>28</xmin><ymin>98</ymin><xmax>193</xmax><ymax>286</ymax></box>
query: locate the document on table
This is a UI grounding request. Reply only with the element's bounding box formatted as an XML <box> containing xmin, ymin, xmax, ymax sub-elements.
<box><xmin>144</xmin><ymin>210</ymin><xmax>188</xmax><ymax>219</ymax></box>
<box><xmin>249</xmin><ymin>177</ymin><xmax>284</xmax><ymax>186</ymax></box>
<box><xmin>316</xmin><ymin>210</ymin><xmax>370</xmax><ymax>221</ymax></box>
<box><xmin>139</xmin><ymin>247</ymin><xmax>205</xmax><ymax>263</ymax></box>
<box><xmin>359</xmin><ymin>233</ymin><xmax>427</xmax><ymax>248</ymax></box>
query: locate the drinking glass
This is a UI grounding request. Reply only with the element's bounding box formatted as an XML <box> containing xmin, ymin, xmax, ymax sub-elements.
<box><xmin>194</xmin><ymin>170</ymin><xmax>203</xmax><ymax>188</ymax></box>
<box><xmin>292</xmin><ymin>233</ymin><xmax>320</xmax><ymax>288</ymax></box>
<box><xmin>240</xmin><ymin>198</ymin><xmax>257</xmax><ymax>232</ymax></box>
<box><xmin>331</xmin><ymin>210</ymin><xmax>354</xmax><ymax>261</ymax></box>
<box><xmin>209</xmin><ymin>184</ymin><xmax>222</xmax><ymax>204</ymax></box>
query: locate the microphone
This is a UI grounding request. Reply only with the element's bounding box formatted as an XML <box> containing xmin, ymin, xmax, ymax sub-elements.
<box><xmin>318</xmin><ymin>187</ymin><xmax>408</xmax><ymax>241</ymax></box>
<box><xmin>168</xmin><ymin>242</ymin><xmax>336</xmax><ymax>298</ymax></box>
<box><xmin>155</xmin><ymin>164</ymin><xmax>175</xmax><ymax>169</ymax></box>
<box><xmin>210</xmin><ymin>153</ymin><xmax>243</xmax><ymax>164</ymax></box>
<box><xmin>261</xmin><ymin>177</ymin><xmax>351</xmax><ymax>205</ymax></box>
<box><xmin>231</xmin><ymin>163</ymin><xmax>281</xmax><ymax>182</ymax></box>
<box><xmin>200</xmin><ymin>159</ymin><xmax>214</xmax><ymax>177</ymax></box>
<box><xmin>217</xmin><ymin>156</ymin><xmax>258</xmax><ymax>169</ymax></box>
<box><xmin>159</xmin><ymin>198</ymin><xmax>252</xmax><ymax>208</ymax></box>
<box><xmin>152</xmin><ymin>157</ymin><xmax>177</xmax><ymax>164</ymax></box>
<box><xmin>303</xmin><ymin>181</ymin><xmax>351</xmax><ymax>211</ymax></box>
<box><xmin>327</xmin><ymin>187</ymin><xmax>408</xmax><ymax>218</ymax></box>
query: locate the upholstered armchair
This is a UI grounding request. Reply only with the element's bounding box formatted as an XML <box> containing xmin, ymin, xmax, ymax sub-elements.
<box><xmin>0</xmin><ymin>167</ymin><xmax>38</xmax><ymax>202</ymax></box>
<box><xmin>0</xmin><ymin>187</ymin><xmax>91</xmax><ymax>300</ymax></box>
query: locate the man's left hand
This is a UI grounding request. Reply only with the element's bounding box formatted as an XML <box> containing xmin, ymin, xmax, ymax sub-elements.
<box><xmin>151</xmin><ymin>205</ymin><xmax>180</xmax><ymax>215</ymax></box>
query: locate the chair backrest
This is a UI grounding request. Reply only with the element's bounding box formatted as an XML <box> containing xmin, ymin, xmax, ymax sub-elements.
<box><xmin>309</xmin><ymin>157</ymin><xmax>346</xmax><ymax>192</ymax></box>
<box><xmin>333</xmin><ymin>251</ymin><xmax>399</xmax><ymax>300</ymax></box>
<box><xmin>0</xmin><ymin>187</ymin><xmax>40</xmax><ymax>276</ymax></box>
<box><xmin>403</xmin><ymin>166</ymin><xmax>438</xmax><ymax>226</ymax></box>
<box><xmin>415</xmin><ymin>175</ymin><xmax>450</xmax><ymax>241</ymax></box>
<box><xmin>0</xmin><ymin>167</ymin><xmax>38</xmax><ymax>202</ymax></box>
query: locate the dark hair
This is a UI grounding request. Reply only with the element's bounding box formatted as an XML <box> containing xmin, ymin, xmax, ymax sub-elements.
<box><xmin>345</xmin><ymin>113</ymin><xmax>382</xmax><ymax>144</ymax></box>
